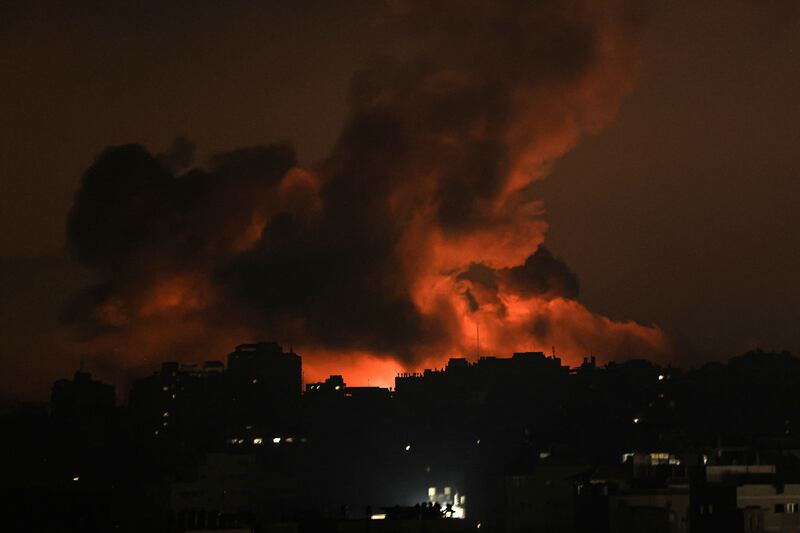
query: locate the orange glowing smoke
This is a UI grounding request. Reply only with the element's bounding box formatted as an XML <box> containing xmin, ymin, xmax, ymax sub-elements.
<box><xmin>63</xmin><ymin>0</ymin><xmax>670</xmax><ymax>387</ymax></box>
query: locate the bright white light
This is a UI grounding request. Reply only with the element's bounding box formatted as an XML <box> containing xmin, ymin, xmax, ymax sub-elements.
<box><xmin>252</xmin><ymin>378</ymin><xmax>258</xmax><ymax>384</ymax></box>
<box><xmin>658</xmin><ymin>374</ymin><xmax>665</xmax><ymax>381</ymax></box>
<box><xmin>162</xmin><ymin>411</ymin><xmax>169</xmax><ymax>417</ymax></box>
<box><xmin>72</xmin><ymin>476</ymin><xmax>80</xmax><ymax>481</ymax></box>
<box><xmin>371</xmin><ymin>514</ymin><xmax>386</xmax><ymax>520</ymax></box>
<box><xmin>253</xmin><ymin>438</ymin><xmax>263</xmax><ymax>445</ymax></box>
<box><xmin>477</xmin><ymin>522</ymin><xmax>481</xmax><ymax>529</ymax></box>
<box><xmin>622</xmin><ymin>452</ymin><xmax>633</xmax><ymax>463</ymax></box>
<box><xmin>273</xmin><ymin>437</ymin><xmax>281</xmax><ymax>444</ymax></box>
<box><xmin>405</xmin><ymin>444</ymin><xmax>411</xmax><ymax>451</ymax></box>
<box><xmin>633</xmin><ymin>418</ymin><xmax>640</xmax><ymax>424</ymax></box>
<box><xmin>476</xmin><ymin>439</ymin><xmax>481</xmax><ymax>444</ymax></box>
<box><xmin>335</xmin><ymin>385</ymin><xmax>341</xmax><ymax>390</ymax></box>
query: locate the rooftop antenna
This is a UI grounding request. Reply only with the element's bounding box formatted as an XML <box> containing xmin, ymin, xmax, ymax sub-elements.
<box><xmin>476</xmin><ymin>323</ymin><xmax>480</xmax><ymax>359</ymax></box>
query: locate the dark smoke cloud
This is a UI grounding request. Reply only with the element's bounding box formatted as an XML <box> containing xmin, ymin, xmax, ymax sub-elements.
<box><xmin>63</xmin><ymin>0</ymin><xmax>668</xmax><ymax>374</ymax></box>
<box><xmin>458</xmin><ymin>245</ymin><xmax>580</xmax><ymax>308</ymax></box>
<box><xmin>502</xmin><ymin>246</ymin><xmax>580</xmax><ymax>300</ymax></box>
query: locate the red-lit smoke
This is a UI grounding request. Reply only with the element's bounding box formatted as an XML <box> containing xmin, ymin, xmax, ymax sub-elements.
<box><xmin>63</xmin><ymin>0</ymin><xmax>669</xmax><ymax>387</ymax></box>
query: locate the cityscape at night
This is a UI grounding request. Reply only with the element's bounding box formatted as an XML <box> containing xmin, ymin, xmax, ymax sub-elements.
<box><xmin>7</xmin><ymin>343</ymin><xmax>800</xmax><ymax>532</ymax></box>
<box><xmin>2</xmin><ymin>0</ymin><xmax>799</xmax><ymax>532</ymax></box>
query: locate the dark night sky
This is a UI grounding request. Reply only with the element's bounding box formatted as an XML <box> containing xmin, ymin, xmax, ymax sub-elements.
<box><xmin>1</xmin><ymin>1</ymin><xmax>799</xmax><ymax>401</ymax></box>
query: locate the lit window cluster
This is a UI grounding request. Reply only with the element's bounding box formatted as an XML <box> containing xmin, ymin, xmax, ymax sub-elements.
<box><xmin>620</xmin><ymin>451</ymin><xmax>681</xmax><ymax>466</ymax></box>
<box><xmin>776</xmin><ymin>503</ymin><xmax>800</xmax><ymax>514</ymax></box>
<box><xmin>228</xmin><ymin>436</ymin><xmax>304</xmax><ymax>445</ymax></box>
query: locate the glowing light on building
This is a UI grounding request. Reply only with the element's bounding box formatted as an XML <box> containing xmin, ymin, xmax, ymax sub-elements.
<box><xmin>370</xmin><ymin>513</ymin><xmax>386</xmax><ymax>520</ymax></box>
<box><xmin>273</xmin><ymin>437</ymin><xmax>281</xmax><ymax>444</ymax></box>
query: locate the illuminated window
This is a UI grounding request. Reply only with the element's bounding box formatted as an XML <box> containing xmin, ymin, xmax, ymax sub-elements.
<box><xmin>72</xmin><ymin>476</ymin><xmax>80</xmax><ymax>481</ymax></box>
<box><xmin>253</xmin><ymin>438</ymin><xmax>263</xmax><ymax>445</ymax></box>
<box><xmin>272</xmin><ymin>437</ymin><xmax>281</xmax><ymax>444</ymax></box>
<box><xmin>787</xmin><ymin>503</ymin><xmax>798</xmax><ymax>513</ymax></box>
<box><xmin>405</xmin><ymin>444</ymin><xmax>411</xmax><ymax>451</ymax></box>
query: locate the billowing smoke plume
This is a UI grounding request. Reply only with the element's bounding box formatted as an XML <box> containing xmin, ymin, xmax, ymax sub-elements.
<box><xmin>64</xmin><ymin>0</ymin><xmax>669</xmax><ymax>384</ymax></box>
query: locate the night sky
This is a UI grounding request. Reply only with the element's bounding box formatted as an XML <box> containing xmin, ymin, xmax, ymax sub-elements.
<box><xmin>1</xmin><ymin>0</ymin><xmax>799</xmax><ymax>402</ymax></box>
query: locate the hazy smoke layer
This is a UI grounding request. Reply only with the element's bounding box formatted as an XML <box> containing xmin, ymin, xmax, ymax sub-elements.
<box><xmin>64</xmin><ymin>0</ymin><xmax>668</xmax><ymax>381</ymax></box>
